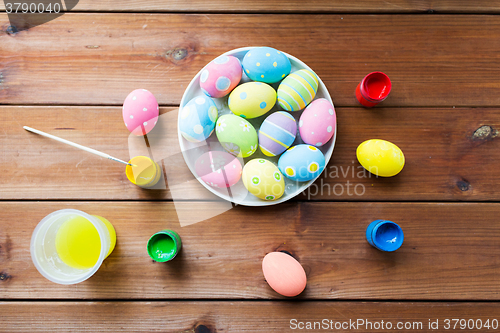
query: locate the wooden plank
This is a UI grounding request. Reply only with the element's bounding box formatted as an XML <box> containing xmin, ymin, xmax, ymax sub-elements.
<box><xmin>0</xmin><ymin>106</ymin><xmax>197</xmax><ymax>200</ymax></box>
<box><xmin>433</xmin><ymin>2</ymin><xmax>500</xmax><ymax>13</ymax></box>
<box><xmin>2</xmin><ymin>201</ymin><xmax>500</xmax><ymax>300</ymax></box>
<box><xmin>3</xmin><ymin>1</ymin><xmax>500</xmax><ymax>13</ymax></box>
<box><xmin>0</xmin><ymin>1</ymin><xmax>433</xmax><ymax>13</ymax></box>
<box><xmin>2</xmin><ymin>14</ymin><xmax>500</xmax><ymax>107</ymax></box>
<box><xmin>2</xmin><ymin>301</ymin><xmax>500</xmax><ymax>332</ymax></box>
<box><xmin>1</xmin><ymin>106</ymin><xmax>499</xmax><ymax>201</ymax></box>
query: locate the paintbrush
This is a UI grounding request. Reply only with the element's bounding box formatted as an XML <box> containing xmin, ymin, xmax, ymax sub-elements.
<box><xmin>24</xmin><ymin>126</ymin><xmax>135</xmax><ymax>167</ymax></box>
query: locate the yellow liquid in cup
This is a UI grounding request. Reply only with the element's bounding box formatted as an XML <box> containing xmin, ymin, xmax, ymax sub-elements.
<box><xmin>55</xmin><ymin>215</ymin><xmax>116</xmax><ymax>270</ymax></box>
<box><xmin>125</xmin><ymin>156</ymin><xmax>160</xmax><ymax>187</ymax></box>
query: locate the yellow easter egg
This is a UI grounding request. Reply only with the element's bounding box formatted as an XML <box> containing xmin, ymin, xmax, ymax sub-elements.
<box><xmin>228</xmin><ymin>82</ymin><xmax>276</xmax><ymax>119</ymax></box>
<box><xmin>356</xmin><ymin>139</ymin><xmax>405</xmax><ymax>177</ymax></box>
<box><xmin>242</xmin><ymin>159</ymin><xmax>285</xmax><ymax>201</ymax></box>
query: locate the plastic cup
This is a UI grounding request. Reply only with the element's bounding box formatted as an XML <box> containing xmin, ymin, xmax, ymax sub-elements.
<box><xmin>31</xmin><ymin>209</ymin><xmax>116</xmax><ymax>284</ymax></box>
<box><xmin>355</xmin><ymin>72</ymin><xmax>392</xmax><ymax>107</ymax></box>
<box><xmin>147</xmin><ymin>230</ymin><xmax>182</xmax><ymax>262</ymax></box>
<box><xmin>126</xmin><ymin>156</ymin><xmax>162</xmax><ymax>188</ymax></box>
<box><xmin>366</xmin><ymin>219</ymin><xmax>404</xmax><ymax>252</ymax></box>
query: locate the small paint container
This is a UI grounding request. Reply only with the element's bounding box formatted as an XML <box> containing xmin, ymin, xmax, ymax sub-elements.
<box><xmin>366</xmin><ymin>220</ymin><xmax>404</xmax><ymax>252</ymax></box>
<box><xmin>147</xmin><ymin>230</ymin><xmax>182</xmax><ymax>262</ymax></box>
<box><xmin>355</xmin><ymin>72</ymin><xmax>392</xmax><ymax>107</ymax></box>
<box><xmin>126</xmin><ymin>156</ymin><xmax>161</xmax><ymax>188</ymax></box>
<box><xmin>31</xmin><ymin>209</ymin><xmax>116</xmax><ymax>284</ymax></box>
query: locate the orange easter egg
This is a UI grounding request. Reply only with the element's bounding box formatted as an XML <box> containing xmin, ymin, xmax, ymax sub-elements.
<box><xmin>262</xmin><ymin>252</ymin><xmax>307</xmax><ymax>297</ymax></box>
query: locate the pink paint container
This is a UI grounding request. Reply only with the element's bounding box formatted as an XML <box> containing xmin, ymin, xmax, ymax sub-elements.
<box><xmin>355</xmin><ymin>72</ymin><xmax>392</xmax><ymax>107</ymax></box>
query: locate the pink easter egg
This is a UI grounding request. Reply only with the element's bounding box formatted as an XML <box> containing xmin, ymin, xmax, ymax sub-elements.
<box><xmin>200</xmin><ymin>55</ymin><xmax>242</xmax><ymax>98</ymax></box>
<box><xmin>195</xmin><ymin>151</ymin><xmax>242</xmax><ymax>188</ymax></box>
<box><xmin>122</xmin><ymin>89</ymin><xmax>159</xmax><ymax>136</ymax></box>
<box><xmin>298</xmin><ymin>98</ymin><xmax>336</xmax><ymax>147</ymax></box>
<box><xmin>262</xmin><ymin>252</ymin><xmax>307</xmax><ymax>297</ymax></box>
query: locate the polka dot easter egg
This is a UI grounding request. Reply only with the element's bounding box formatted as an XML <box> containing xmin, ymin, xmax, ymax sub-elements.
<box><xmin>242</xmin><ymin>47</ymin><xmax>291</xmax><ymax>84</ymax></box>
<box><xmin>278</xmin><ymin>144</ymin><xmax>325</xmax><ymax>182</ymax></box>
<box><xmin>259</xmin><ymin>111</ymin><xmax>297</xmax><ymax>157</ymax></box>
<box><xmin>179</xmin><ymin>95</ymin><xmax>219</xmax><ymax>142</ymax></box>
<box><xmin>122</xmin><ymin>89</ymin><xmax>159</xmax><ymax>136</ymax></box>
<box><xmin>277</xmin><ymin>69</ymin><xmax>319</xmax><ymax>112</ymax></box>
<box><xmin>195</xmin><ymin>151</ymin><xmax>243</xmax><ymax>188</ymax></box>
<box><xmin>200</xmin><ymin>55</ymin><xmax>242</xmax><ymax>98</ymax></box>
<box><xmin>299</xmin><ymin>98</ymin><xmax>336</xmax><ymax>147</ymax></box>
<box><xmin>228</xmin><ymin>82</ymin><xmax>276</xmax><ymax>119</ymax></box>
<box><xmin>216</xmin><ymin>114</ymin><xmax>258</xmax><ymax>158</ymax></box>
<box><xmin>242</xmin><ymin>159</ymin><xmax>285</xmax><ymax>201</ymax></box>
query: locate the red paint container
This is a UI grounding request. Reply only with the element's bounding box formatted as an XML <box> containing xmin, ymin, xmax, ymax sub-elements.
<box><xmin>355</xmin><ymin>72</ymin><xmax>392</xmax><ymax>107</ymax></box>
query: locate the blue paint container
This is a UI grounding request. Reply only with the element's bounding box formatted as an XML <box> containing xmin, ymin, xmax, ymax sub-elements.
<box><xmin>366</xmin><ymin>220</ymin><xmax>404</xmax><ymax>252</ymax></box>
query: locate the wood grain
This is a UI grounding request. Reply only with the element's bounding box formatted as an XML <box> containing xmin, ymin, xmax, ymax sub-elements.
<box><xmin>0</xmin><ymin>1</ymin><xmax>431</xmax><ymax>13</ymax></box>
<box><xmin>2</xmin><ymin>301</ymin><xmax>500</xmax><ymax>332</ymax></box>
<box><xmin>0</xmin><ymin>3</ymin><xmax>497</xmax><ymax>331</ymax></box>
<box><xmin>2</xmin><ymin>201</ymin><xmax>500</xmax><ymax>300</ymax></box>
<box><xmin>2</xmin><ymin>1</ymin><xmax>500</xmax><ymax>13</ymax></box>
<box><xmin>3</xmin><ymin>14</ymin><xmax>500</xmax><ymax>107</ymax></box>
<box><xmin>2</xmin><ymin>106</ymin><xmax>499</xmax><ymax>201</ymax></box>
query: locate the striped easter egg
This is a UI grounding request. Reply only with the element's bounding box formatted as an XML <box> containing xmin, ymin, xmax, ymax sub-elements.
<box><xmin>259</xmin><ymin>111</ymin><xmax>297</xmax><ymax>157</ymax></box>
<box><xmin>277</xmin><ymin>69</ymin><xmax>319</xmax><ymax>112</ymax></box>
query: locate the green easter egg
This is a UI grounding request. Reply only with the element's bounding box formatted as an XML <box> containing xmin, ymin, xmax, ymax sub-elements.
<box><xmin>216</xmin><ymin>114</ymin><xmax>258</xmax><ymax>158</ymax></box>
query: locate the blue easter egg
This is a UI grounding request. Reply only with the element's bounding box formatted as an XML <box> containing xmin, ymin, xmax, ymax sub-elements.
<box><xmin>179</xmin><ymin>95</ymin><xmax>218</xmax><ymax>142</ymax></box>
<box><xmin>242</xmin><ymin>47</ymin><xmax>291</xmax><ymax>84</ymax></box>
<box><xmin>278</xmin><ymin>144</ymin><xmax>325</xmax><ymax>182</ymax></box>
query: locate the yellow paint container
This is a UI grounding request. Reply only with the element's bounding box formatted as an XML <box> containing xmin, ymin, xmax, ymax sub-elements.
<box><xmin>31</xmin><ymin>209</ymin><xmax>117</xmax><ymax>284</ymax></box>
<box><xmin>126</xmin><ymin>156</ymin><xmax>161</xmax><ymax>188</ymax></box>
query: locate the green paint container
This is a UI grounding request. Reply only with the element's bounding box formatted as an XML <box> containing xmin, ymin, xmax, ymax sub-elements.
<box><xmin>147</xmin><ymin>230</ymin><xmax>182</xmax><ymax>262</ymax></box>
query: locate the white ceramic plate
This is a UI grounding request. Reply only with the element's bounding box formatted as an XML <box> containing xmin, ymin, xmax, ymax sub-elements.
<box><xmin>178</xmin><ymin>47</ymin><xmax>336</xmax><ymax>206</ymax></box>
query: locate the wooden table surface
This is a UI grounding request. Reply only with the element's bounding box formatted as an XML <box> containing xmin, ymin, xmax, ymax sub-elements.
<box><xmin>2</xmin><ymin>1</ymin><xmax>500</xmax><ymax>332</ymax></box>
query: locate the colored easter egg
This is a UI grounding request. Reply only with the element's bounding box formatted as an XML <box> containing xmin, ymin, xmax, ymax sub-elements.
<box><xmin>356</xmin><ymin>139</ymin><xmax>405</xmax><ymax>177</ymax></box>
<box><xmin>277</xmin><ymin>69</ymin><xmax>319</xmax><ymax>112</ymax></box>
<box><xmin>278</xmin><ymin>144</ymin><xmax>325</xmax><ymax>182</ymax></box>
<box><xmin>262</xmin><ymin>252</ymin><xmax>307</xmax><ymax>297</ymax></box>
<box><xmin>216</xmin><ymin>114</ymin><xmax>258</xmax><ymax>158</ymax></box>
<box><xmin>228</xmin><ymin>82</ymin><xmax>276</xmax><ymax>119</ymax></box>
<box><xmin>195</xmin><ymin>151</ymin><xmax>242</xmax><ymax>188</ymax></box>
<box><xmin>242</xmin><ymin>47</ymin><xmax>291</xmax><ymax>84</ymax></box>
<box><xmin>122</xmin><ymin>89</ymin><xmax>159</xmax><ymax>136</ymax></box>
<box><xmin>259</xmin><ymin>111</ymin><xmax>297</xmax><ymax>156</ymax></box>
<box><xmin>179</xmin><ymin>95</ymin><xmax>219</xmax><ymax>142</ymax></box>
<box><xmin>200</xmin><ymin>55</ymin><xmax>242</xmax><ymax>98</ymax></box>
<box><xmin>299</xmin><ymin>98</ymin><xmax>336</xmax><ymax>147</ymax></box>
<box><xmin>242</xmin><ymin>159</ymin><xmax>285</xmax><ymax>201</ymax></box>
